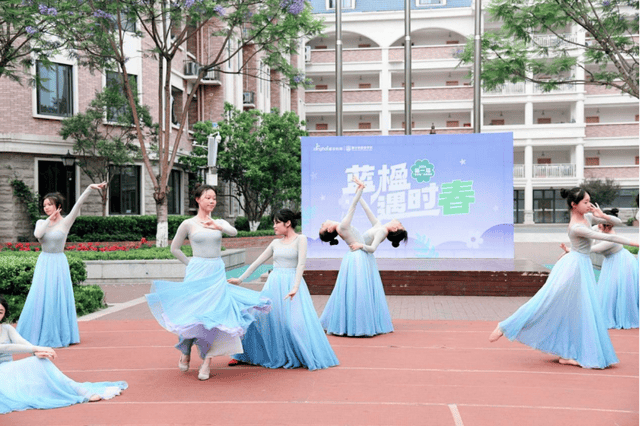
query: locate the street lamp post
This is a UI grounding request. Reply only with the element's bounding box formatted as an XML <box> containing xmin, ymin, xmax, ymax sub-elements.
<box><xmin>61</xmin><ymin>150</ymin><xmax>76</xmax><ymax>211</ymax></box>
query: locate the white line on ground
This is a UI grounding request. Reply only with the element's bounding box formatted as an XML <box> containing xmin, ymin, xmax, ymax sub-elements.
<box><xmin>448</xmin><ymin>404</ymin><xmax>465</xmax><ymax>426</ymax></box>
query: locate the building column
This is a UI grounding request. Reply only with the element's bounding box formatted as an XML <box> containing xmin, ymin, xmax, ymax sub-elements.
<box><xmin>525</xmin><ymin>102</ymin><xmax>533</xmax><ymax>126</ymax></box>
<box><xmin>524</xmin><ymin>142</ymin><xmax>534</xmax><ymax>224</ymax></box>
<box><xmin>381</xmin><ymin>47</ymin><xmax>390</xmax><ymax>135</ymax></box>
<box><xmin>575</xmin><ymin>142</ymin><xmax>585</xmax><ymax>181</ymax></box>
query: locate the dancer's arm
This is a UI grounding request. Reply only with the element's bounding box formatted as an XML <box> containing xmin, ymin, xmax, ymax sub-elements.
<box><xmin>0</xmin><ymin>325</ymin><xmax>53</xmax><ymax>357</ymax></box>
<box><xmin>215</xmin><ymin>219</ymin><xmax>238</xmax><ymax>237</ymax></box>
<box><xmin>33</xmin><ymin>218</ymin><xmax>51</xmax><ymax>240</ymax></box>
<box><xmin>361</xmin><ymin>228</ymin><xmax>387</xmax><ymax>253</ymax></box>
<box><xmin>63</xmin><ymin>182</ymin><xmax>106</xmax><ymax>231</ymax></box>
<box><xmin>573</xmin><ymin>226</ymin><xmax>638</xmax><ymax>247</ymax></box>
<box><xmin>228</xmin><ymin>242</ymin><xmax>275</xmax><ymax>285</ymax></box>
<box><xmin>588</xmin><ymin>209</ymin><xmax>623</xmax><ymax>227</ymax></box>
<box><xmin>359</xmin><ymin>197</ymin><xmax>381</xmax><ymax>227</ymax></box>
<box><xmin>338</xmin><ymin>186</ymin><xmax>364</xmax><ymax>232</ymax></box>
<box><xmin>286</xmin><ymin>235</ymin><xmax>308</xmax><ymax>300</ymax></box>
<box><xmin>591</xmin><ymin>241</ymin><xmax>618</xmax><ymax>254</ymax></box>
<box><xmin>170</xmin><ymin>220</ymin><xmax>191</xmax><ymax>265</ymax></box>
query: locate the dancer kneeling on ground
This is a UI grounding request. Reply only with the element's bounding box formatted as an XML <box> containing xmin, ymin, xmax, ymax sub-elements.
<box><xmin>17</xmin><ymin>182</ymin><xmax>106</xmax><ymax>348</ymax></box>
<box><xmin>489</xmin><ymin>188</ymin><xmax>638</xmax><ymax>369</ymax></box>
<box><xmin>227</xmin><ymin>209</ymin><xmax>339</xmax><ymax>370</ymax></box>
<box><xmin>559</xmin><ymin>208</ymin><xmax>639</xmax><ymax>330</ymax></box>
<box><xmin>0</xmin><ymin>296</ymin><xmax>127</xmax><ymax>414</ymax></box>
<box><xmin>145</xmin><ymin>184</ymin><xmax>271</xmax><ymax>381</ymax></box>
<box><xmin>319</xmin><ymin>176</ymin><xmax>406</xmax><ymax>337</ymax></box>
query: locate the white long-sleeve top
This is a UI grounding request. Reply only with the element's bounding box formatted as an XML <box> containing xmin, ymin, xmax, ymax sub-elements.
<box><xmin>337</xmin><ymin>187</ymin><xmax>365</xmax><ymax>246</ymax></box>
<box><xmin>170</xmin><ymin>217</ymin><xmax>237</xmax><ymax>265</ymax></box>
<box><xmin>0</xmin><ymin>324</ymin><xmax>36</xmax><ymax>364</ymax></box>
<box><xmin>358</xmin><ymin>196</ymin><xmax>388</xmax><ymax>254</ymax></box>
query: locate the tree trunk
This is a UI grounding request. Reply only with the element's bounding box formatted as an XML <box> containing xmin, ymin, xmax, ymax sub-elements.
<box><xmin>249</xmin><ymin>221</ymin><xmax>260</xmax><ymax>232</ymax></box>
<box><xmin>101</xmin><ymin>190</ymin><xmax>108</xmax><ymax>217</ymax></box>
<box><xmin>156</xmin><ymin>197</ymin><xmax>169</xmax><ymax>247</ymax></box>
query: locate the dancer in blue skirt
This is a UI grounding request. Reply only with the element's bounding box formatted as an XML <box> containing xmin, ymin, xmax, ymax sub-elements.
<box><xmin>17</xmin><ymin>182</ymin><xmax>106</xmax><ymax>348</ymax></box>
<box><xmin>0</xmin><ymin>296</ymin><xmax>127</xmax><ymax>414</ymax></box>
<box><xmin>318</xmin><ymin>177</ymin><xmax>406</xmax><ymax>336</ymax></box>
<box><xmin>560</xmin><ymin>210</ymin><xmax>639</xmax><ymax>329</ymax></box>
<box><xmin>145</xmin><ymin>185</ymin><xmax>271</xmax><ymax>380</ymax></box>
<box><xmin>489</xmin><ymin>188</ymin><xmax>638</xmax><ymax>368</ymax></box>
<box><xmin>227</xmin><ymin>209</ymin><xmax>339</xmax><ymax>370</ymax></box>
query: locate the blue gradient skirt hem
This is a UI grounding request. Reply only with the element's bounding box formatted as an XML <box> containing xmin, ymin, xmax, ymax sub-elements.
<box><xmin>597</xmin><ymin>249</ymin><xmax>639</xmax><ymax>329</ymax></box>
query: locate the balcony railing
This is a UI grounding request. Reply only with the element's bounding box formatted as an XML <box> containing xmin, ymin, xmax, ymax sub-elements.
<box><xmin>533</xmin><ymin>163</ymin><xmax>576</xmax><ymax>178</ymax></box>
<box><xmin>531</xmin><ymin>33</ymin><xmax>578</xmax><ymax>48</ymax></box>
<box><xmin>484</xmin><ymin>82</ymin><xmax>525</xmax><ymax>95</ymax></box>
<box><xmin>513</xmin><ymin>164</ymin><xmax>525</xmax><ymax>178</ymax></box>
<box><xmin>532</xmin><ymin>82</ymin><xmax>576</xmax><ymax>93</ymax></box>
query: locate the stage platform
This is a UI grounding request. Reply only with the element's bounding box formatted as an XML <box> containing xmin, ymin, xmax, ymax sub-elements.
<box><xmin>303</xmin><ymin>258</ymin><xmax>550</xmax><ymax>297</ymax></box>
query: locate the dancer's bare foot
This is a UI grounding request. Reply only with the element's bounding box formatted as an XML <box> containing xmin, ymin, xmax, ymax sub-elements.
<box><xmin>488</xmin><ymin>325</ymin><xmax>503</xmax><ymax>342</ymax></box>
<box><xmin>88</xmin><ymin>394</ymin><xmax>102</xmax><ymax>402</ymax></box>
<box><xmin>559</xmin><ymin>358</ymin><xmax>580</xmax><ymax>366</ymax></box>
<box><xmin>198</xmin><ymin>358</ymin><xmax>211</xmax><ymax>381</ymax></box>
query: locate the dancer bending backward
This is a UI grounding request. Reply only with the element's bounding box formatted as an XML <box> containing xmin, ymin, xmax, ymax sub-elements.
<box><xmin>227</xmin><ymin>209</ymin><xmax>339</xmax><ymax>370</ymax></box>
<box><xmin>319</xmin><ymin>177</ymin><xmax>407</xmax><ymax>336</ymax></box>
<box><xmin>0</xmin><ymin>296</ymin><xmax>127</xmax><ymax>414</ymax></box>
<box><xmin>145</xmin><ymin>185</ymin><xmax>271</xmax><ymax>380</ymax></box>
<box><xmin>489</xmin><ymin>188</ymin><xmax>638</xmax><ymax>368</ymax></box>
<box><xmin>17</xmin><ymin>182</ymin><xmax>106</xmax><ymax>348</ymax></box>
<box><xmin>559</xmin><ymin>211</ymin><xmax>639</xmax><ymax>329</ymax></box>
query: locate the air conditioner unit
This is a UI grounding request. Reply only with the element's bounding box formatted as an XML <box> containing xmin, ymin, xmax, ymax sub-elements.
<box><xmin>243</xmin><ymin>91</ymin><xmax>255</xmax><ymax>104</ymax></box>
<box><xmin>305</xmin><ymin>45</ymin><xmax>311</xmax><ymax>62</ymax></box>
<box><xmin>203</xmin><ymin>68</ymin><xmax>219</xmax><ymax>81</ymax></box>
<box><xmin>184</xmin><ymin>62</ymin><xmax>199</xmax><ymax>76</ymax></box>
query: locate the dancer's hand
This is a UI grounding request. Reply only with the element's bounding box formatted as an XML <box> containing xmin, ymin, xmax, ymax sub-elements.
<box><xmin>89</xmin><ymin>182</ymin><xmax>107</xmax><ymax>191</ymax></box>
<box><xmin>201</xmin><ymin>218</ymin><xmax>223</xmax><ymax>231</ymax></box>
<box><xmin>227</xmin><ymin>278</ymin><xmax>242</xmax><ymax>285</ymax></box>
<box><xmin>34</xmin><ymin>347</ymin><xmax>56</xmax><ymax>359</ymax></box>
<box><xmin>352</xmin><ymin>176</ymin><xmax>366</xmax><ymax>190</ymax></box>
<box><xmin>49</xmin><ymin>206</ymin><xmax>62</xmax><ymax>221</ymax></box>
<box><xmin>560</xmin><ymin>243</ymin><xmax>570</xmax><ymax>253</ymax></box>
<box><xmin>590</xmin><ymin>203</ymin><xmax>605</xmax><ymax>218</ymax></box>
<box><xmin>284</xmin><ymin>287</ymin><xmax>298</xmax><ymax>300</ymax></box>
<box><xmin>349</xmin><ymin>242</ymin><xmax>363</xmax><ymax>251</ymax></box>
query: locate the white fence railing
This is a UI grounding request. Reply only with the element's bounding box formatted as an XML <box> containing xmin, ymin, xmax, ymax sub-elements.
<box><xmin>513</xmin><ymin>164</ymin><xmax>525</xmax><ymax>178</ymax></box>
<box><xmin>533</xmin><ymin>163</ymin><xmax>576</xmax><ymax>178</ymax></box>
<box><xmin>531</xmin><ymin>33</ymin><xmax>578</xmax><ymax>48</ymax></box>
<box><xmin>484</xmin><ymin>81</ymin><xmax>526</xmax><ymax>95</ymax></box>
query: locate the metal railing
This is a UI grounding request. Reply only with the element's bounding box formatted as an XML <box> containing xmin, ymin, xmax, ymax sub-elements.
<box><xmin>533</xmin><ymin>163</ymin><xmax>576</xmax><ymax>178</ymax></box>
<box><xmin>484</xmin><ymin>82</ymin><xmax>525</xmax><ymax>95</ymax></box>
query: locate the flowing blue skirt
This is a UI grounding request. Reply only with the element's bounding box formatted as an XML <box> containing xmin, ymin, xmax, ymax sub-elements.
<box><xmin>16</xmin><ymin>252</ymin><xmax>80</xmax><ymax>348</ymax></box>
<box><xmin>0</xmin><ymin>356</ymin><xmax>127</xmax><ymax>414</ymax></box>
<box><xmin>499</xmin><ymin>251</ymin><xmax>618</xmax><ymax>369</ymax></box>
<box><xmin>233</xmin><ymin>268</ymin><xmax>339</xmax><ymax>370</ymax></box>
<box><xmin>320</xmin><ymin>250</ymin><xmax>394</xmax><ymax>336</ymax></box>
<box><xmin>146</xmin><ymin>257</ymin><xmax>271</xmax><ymax>359</ymax></box>
<box><xmin>597</xmin><ymin>249</ymin><xmax>639</xmax><ymax>329</ymax></box>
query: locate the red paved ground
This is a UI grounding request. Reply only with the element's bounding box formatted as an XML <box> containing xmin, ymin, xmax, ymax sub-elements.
<box><xmin>4</xmin><ymin>319</ymin><xmax>637</xmax><ymax>425</ymax></box>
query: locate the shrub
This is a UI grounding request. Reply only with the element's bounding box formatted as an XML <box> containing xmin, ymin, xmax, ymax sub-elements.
<box><xmin>234</xmin><ymin>216</ymin><xmax>274</xmax><ymax>232</ymax></box>
<box><xmin>0</xmin><ymin>255</ymin><xmax>92</xmax><ymax>322</ymax></box>
<box><xmin>625</xmin><ymin>245</ymin><xmax>639</xmax><ymax>255</ymax></box>
<box><xmin>68</xmin><ymin>215</ymin><xmax>193</xmax><ymax>242</ymax></box>
<box><xmin>74</xmin><ymin>285</ymin><xmax>106</xmax><ymax>317</ymax></box>
<box><xmin>234</xmin><ymin>216</ymin><xmax>250</xmax><ymax>232</ymax></box>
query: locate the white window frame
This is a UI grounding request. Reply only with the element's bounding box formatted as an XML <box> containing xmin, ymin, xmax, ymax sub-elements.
<box><xmin>32</xmin><ymin>59</ymin><xmax>78</xmax><ymax>120</ymax></box>
<box><xmin>327</xmin><ymin>0</ymin><xmax>356</xmax><ymax>10</ymax></box>
<box><xmin>416</xmin><ymin>0</ymin><xmax>446</xmax><ymax>6</ymax></box>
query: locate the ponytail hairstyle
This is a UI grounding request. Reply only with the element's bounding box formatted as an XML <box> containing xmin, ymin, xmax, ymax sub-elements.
<box><xmin>604</xmin><ymin>208</ymin><xmax>619</xmax><ymax>217</ymax></box>
<box><xmin>273</xmin><ymin>209</ymin><xmax>301</xmax><ymax>229</ymax></box>
<box><xmin>560</xmin><ymin>187</ymin><xmax>587</xmax><ymax>211</ymax></box>
<box><xmin>387</xmin><ymin>228</ymin><xmax>408</xmax><ymax>248</ymax></box>
<box><xmin>319</xmin><ymin>228</ymin><xmax>339</xmax><ymax>246</ymax></box>
<box><xmin>0</xmin><ymin>295</ymin><xmax>9</xmax><ymax>323</ymax></box>
<box><xmin>43</xmin><ymin>192</ymin><xmax>65</xmax><ymax>214</ymax></box>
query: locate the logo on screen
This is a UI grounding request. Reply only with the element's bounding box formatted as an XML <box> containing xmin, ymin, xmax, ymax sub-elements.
<box><xmin>411</xmin><ymin>159</ymin><xmax>435</xmax><ymax>183</ymax></box>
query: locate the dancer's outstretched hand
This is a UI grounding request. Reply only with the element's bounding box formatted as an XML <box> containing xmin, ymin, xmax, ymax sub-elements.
<box><xmin>201</xmin><ymin>218</ymin><xmax>223</xmax><ymax>231</ymax></box>
<box><xmin>227</xmin><ymin>278</ymin><xmax>241</xmax><ymax>285</ymax></box>
<box><xmin>590</xmin><ymin>203</ymin><xmax>605</xmax><ymax>218</ymax></box>
<box><xmin>89</xmin><ymin>182</ymin><xmax>107</xmax><ymax>191</ymax></box>
<box><xmin>560</xmin><ymin>243</ymin><xmax>570</xmax><ymax>253</ymax></box>
<box><xmin>352</xmin><ymin>176</ymin><xmax>366</xmax><ymax>190</ymax></box>
<box><xmin>349</xmin><ymin>243</ymin><xmax>363</xmax><ymax>251</ymax></box>
<box><xmin>34</xmin><ymin>347</ymin><xmax>56</xmax><ymax>360</ymax></box>
<box><xmin>284</xmin><ymin>288</ymin><xmax>298</xmax><ymax>300</ymax></box>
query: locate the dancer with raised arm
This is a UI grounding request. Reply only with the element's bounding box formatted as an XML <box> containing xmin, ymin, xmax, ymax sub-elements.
<box><xmin>227</xmin><ymin>209</ymin><xmax>338</xmax><ymax>370</ymax></box>
<box><xmin>145</xmin><ymin>185</ymin><xmax>271</xmax><ymax>380</ymax></box>
<box><xmin>0</xmin><ymin>296</ymin><xmax>127</xmax><ymax>414</ymax></box>
<box><xmin>17</xmin><ymin>182</ymin><xmax>106</xmax><ymax>348</ymax></box>
<box><xmin>319</xmin><ymin>177</ymin><xmax>404</xmax><ymax>336</ymax></box>
<box><xmin>489</xmin><ymin>188</ymin><xmax>639</xmax><ymax>368</ymax></box>
<box><xmin>560</xmin><ymin>210</ymin><xmax>639</xmax><ymax>329</ymax></box>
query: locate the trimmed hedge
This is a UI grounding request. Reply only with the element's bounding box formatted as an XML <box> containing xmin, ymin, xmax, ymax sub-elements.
<box><xmin>0</xmin><ymin>255</ymin><xmax>103</xmax><ymax>323</ymax></box>
<box><xmin>68</xmin><ymin>215</ymin><xmax>193</xmax><ymax>242</ymax></box>
<box><xmin>0</xmin><ymin>246</ymin><xmax>194</xmax><ymax>261</ymax></box>
<box><xmin>234</xmin><ymin>216</ymin><xmax>275</xmax><ymax>232</ymax></box>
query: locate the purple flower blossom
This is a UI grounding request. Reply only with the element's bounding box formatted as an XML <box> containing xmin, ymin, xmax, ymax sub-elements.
<box><xmin>282</xmin><ymin>0</ymin><xmax>305</xmax><ymax>15</ymax></box>
<box><xmin>214</xmin><ymin>5</ymin><xmax>225</xmax><ymax>16</ymax></box>
<box><xmin>38</xmin><ymin>4</ymin><xmax>57</xmax><ymax>16</ymax></box>
<box><xmin>25</xmin><ymin>26</ymin><xmax>37</xmax><ymax>35</ymax></box>
<box><xmin>94</xmin><ymin>9</ymin><xmax>115</xmax><ymax>20</ymax></box>
<box><xmin>184</xmin><ymin>0</ymin><xmax>196</xmax><ymax>8</ymax></box>
<box><xmin>602</xmin><ymin>0</ymin><xmax>611</xmax><ymax>5</ymax></box>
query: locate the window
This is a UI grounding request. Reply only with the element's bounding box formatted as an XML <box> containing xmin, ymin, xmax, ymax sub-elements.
<box><xmin>537</xmin><ymin>158</ymin><xmax>551</xmax><ymax>164</ymax></box>
<box><xmin>38</xmin><ymin>161</ymin><xmax>76</xmax><ymax>213</ymax></box>
<box><xmin>513</xmin><ymin>190</ymin><xmax>524</xmax><ymax>224</ymax></box>
<box><xmin>328</xmin><ymin>0</ymin><xmax>355</xmax><ymax>9</ymax></box>
<box><xmin>585</xmin><ymin>157</ymin><xmax>600</xmax><ymax>166</ymax></box>
<box><xmin>445</xmin><ymin>81</ymin><xmax>459</xmax><ymax>86</ymax></box>
<box><xmin>636</xmin><ymin>156</ymin><xmax>639</xmax><ymax>165</ymax></box>
<box><xmin>533</xmin><ymin>189</ymin><xmax>569</xmax><ymax>223</ymax></box>
<box><xmin>445</xmin><ymin>40</ymin><xmax>459</xmax><ymax>45</ymax></box>
<box><xmin>586</xmin><ymin>116</ymin><xmax>600</xmax><ymax>123</ymax></box>
<box><xmin>416</xmin><ymin>0</ymin><xmax>446</xmax><ymax>6</ymax></box>
<box><xmin>358</xmin><ymin>44</ymin><xmax>371</xmax><ymax>48</ymax></box>
<box><xmin>463</xmin><ymin>123</ymin><xmax>471</xmax><ymax>127</ymax></box>
<box><xmin>37</xmin><ymin>61</ymin><xmax>73</xmax><ymax>117</ymax></box>
<box><xmin>171</xmin><ymin>87</ymin><xmax>183</xmax><ymax>126</ymax></box>
<box><xmin>167</xmin><ymin>170</ymin><xmax>182</xmax><ymax>215</ymax></box>
<box><xmin>109</xmin><ymin>165</ymin><xmax>141</xmax><ymax>215</ymax></box>
<box><xmin>315</xmin><ymin>84</ymin><xmax>328</xmax><ymax>90</ymax></box>
<box><xmin>315</xmin><ymin>45</ymin><xmax>327</xmax><ymax>49</ymax></box>
<box><xmin>402</xmin><ymin>121</ymin><xmax>415</xmax><ymax>129</ymax></box>
<box><xmin>105</xmin><ymin>71</ymin><xmax>138</xmax><ymax>123</ymax></box>
<box><xmin>227</xmin><ymin>40</ymin><xmax>233</xmax><ymax>70</ymax></box>
<box><xmin>358</xmin><ymin>83</ymin><xmax>371</xmax><ymax>89</ymax></box>
<box><xmin>119</xmin><ymin>11</ymin><xmax>136</xmax><ymax>32</ymax></box>
<box><xmin>315</xmin><ymin>123</ymin><xmax>328</xmax><ymax>130</ymax></box>
<box><xmin>446</xmin><ymin>121</ymin><xmax>459</xmax><ymax>127</ymax></box>
<box><xmin>358</xmin><ymin>122</ymin><xmax>371</xmax><ymax>130</ymax></box>
<box><xmin>490</xmin><ymin>119</ymin><xmax>505</xmax><ymax>126</ymax></box>
<box><xmin>537</xmin><ymin>117</ymin><xmax>552</xmax><ymax>124</ymax></box>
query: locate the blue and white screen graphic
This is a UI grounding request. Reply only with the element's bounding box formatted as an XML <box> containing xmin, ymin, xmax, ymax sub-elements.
<box><xmin>301</xmin><ymin>133</ymin><xmax>514</xmax><ymax>259</ymax></box>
